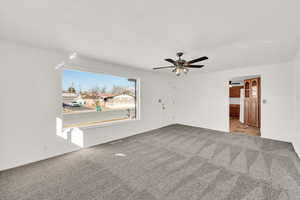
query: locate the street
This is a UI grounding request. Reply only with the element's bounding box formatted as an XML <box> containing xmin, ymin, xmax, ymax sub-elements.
<box><xmin>63</xmin><ymin>109</ymin><xmax>135</xmax><ymax>127</ymax></box>
<box><xmin>63</xmin><ymin>105</ymin><xmax>94</xmax><ymax>112</ymax></box>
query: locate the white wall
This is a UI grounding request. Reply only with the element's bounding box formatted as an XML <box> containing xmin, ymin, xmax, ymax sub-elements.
<box><xmin>174</xmin><ymin>63</ymin><xmax>296</xmax><ymax>146</ymax></box>
<box><xmin>0</xmin><ymin>41</ymin><xmax>175</xmax><ymax>171</ymax></box>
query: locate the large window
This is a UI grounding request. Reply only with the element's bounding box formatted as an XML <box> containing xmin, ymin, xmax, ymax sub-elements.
<box><xmin>62</xmin><ymin>69</ymin><xmax>138</xmax><ymax>128</ymax></box>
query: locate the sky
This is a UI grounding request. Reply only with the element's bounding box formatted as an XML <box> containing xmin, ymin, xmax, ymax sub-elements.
<box><xmin>63</xmin><ymin>69</ymin><xmax>135</xmax><ymax>92</ymax></box>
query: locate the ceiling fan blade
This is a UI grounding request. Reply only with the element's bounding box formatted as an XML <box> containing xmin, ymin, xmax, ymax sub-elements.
<box><xmin>186</xmin><ymin>65</ymin><xmax>204</xmax><ymax>68</ymax></box>
<box><xmin>165</xmin><ymin>58</ymin><xmax>176</xmax><ymax>65</ymax></box>
<box><xmin>153</xmin><ymin>66</ymin><xmax>174</xmax><ymax>70</ymax></box>
<box><xmin>187</xmin><ymin>56</ymin><xmax>208</xmax><ymax>64</ymax></box>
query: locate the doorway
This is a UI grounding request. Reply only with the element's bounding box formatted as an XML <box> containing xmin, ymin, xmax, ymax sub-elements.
<box><xmin>229</xmin><ymin>76</ymin><xmax>261</xmax><ymax>136</ymax></box>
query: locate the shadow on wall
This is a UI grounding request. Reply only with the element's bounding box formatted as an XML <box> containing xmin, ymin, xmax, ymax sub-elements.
<box><xmin>56</xmin><ymin>117</ymin><xmax>84</xmax><ymax>147</ymax></box>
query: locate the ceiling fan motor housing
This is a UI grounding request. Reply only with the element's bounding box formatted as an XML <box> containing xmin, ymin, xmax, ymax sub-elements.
<box><xmin>176</xmin><ymin>52</ymin><xmax>184</xmax><ymax>57</ymax></box>
<box><xmin>177</xmin><ymin>60</ymin><xmax>186</xmax><ymax>66</ymax></box>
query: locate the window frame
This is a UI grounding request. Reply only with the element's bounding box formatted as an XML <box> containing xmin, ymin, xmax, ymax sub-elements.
<box><xmin>61</xmin><ymin>66</ymin><xmax>140</xmax><ymax>129</ymax></box>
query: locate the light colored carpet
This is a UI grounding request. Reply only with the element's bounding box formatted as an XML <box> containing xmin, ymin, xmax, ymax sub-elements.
<box><xmin>1</xmin><ymin>124</ymin><xmax>300</xmax><ymax>200</ymax></box>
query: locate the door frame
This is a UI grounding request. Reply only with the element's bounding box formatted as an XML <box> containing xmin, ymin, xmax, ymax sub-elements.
<box><xmin>228</xmin><ymin>75</ymin><xmax>262</xmax><ymax>134</ymax></box>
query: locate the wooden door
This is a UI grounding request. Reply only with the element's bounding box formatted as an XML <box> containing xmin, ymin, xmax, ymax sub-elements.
<box><xmin>244</xmin><ymin>78</ymin><xmax>260</xmax><ymax>128</ymax></box>
<box><xmin>244</xmin><ymin>80</ymin><xmax>251</xmax><ymax>125</ymax></box>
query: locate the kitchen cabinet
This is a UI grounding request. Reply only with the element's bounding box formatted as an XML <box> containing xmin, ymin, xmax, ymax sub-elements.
<box><xmin>230</xmin><ymin>104</ymin><xmax>240</xmax><ymax>118</ymax></box>
<box><xmin>230</xmin><ymin>86</ymin><xmax>243</xmax><ymax>97</ymax></box>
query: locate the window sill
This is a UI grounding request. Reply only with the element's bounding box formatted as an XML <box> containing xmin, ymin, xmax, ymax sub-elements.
<box><xmin>63</xmin><ymin>118</ymin><xmax>139</xmax><ymax>131</ymax></box>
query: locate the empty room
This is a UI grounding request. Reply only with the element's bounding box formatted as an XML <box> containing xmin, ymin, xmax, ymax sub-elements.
<box><xmin>1</xmin><ymin>0</ymin><xmax>300</xmax><ymax>200</ymax></box>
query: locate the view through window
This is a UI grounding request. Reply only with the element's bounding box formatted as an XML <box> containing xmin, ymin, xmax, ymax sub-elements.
<box><xmin>62</xmin><ymin>69</ymin><xmax>137</xmax><ymax>128</ymax></box>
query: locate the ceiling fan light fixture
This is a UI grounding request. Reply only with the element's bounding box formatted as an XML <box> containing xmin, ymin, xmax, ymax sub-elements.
<box><xmin>175</xmin><ymin>68</ymin><xmax>182</xmax><ymax>76</ymax></box>
<box><xmin>183</xmin><ymin>68</ymin><xmax>189</xmax><ymax>74</ymax></box>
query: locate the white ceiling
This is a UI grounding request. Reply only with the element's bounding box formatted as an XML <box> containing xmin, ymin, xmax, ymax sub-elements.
<box><xmin>1</xmin><ymin>0</ymin><xmax>300</xmax><ymax>72</ymax></box>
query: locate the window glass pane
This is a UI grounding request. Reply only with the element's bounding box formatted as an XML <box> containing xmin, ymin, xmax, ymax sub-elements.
<box><xmin>62</xmin><ymin>69</ymin><xmax>137</xmax><ymax>128</ymax></box>
<box><xmin>245</xmin><ymin>82</ymin><xmax>250</xmax><ymax>98</ymax></box>
<box><xmin>251</xmin><ymin>80</ymin><xmax>257</xmax><ymax>97</ymax></box>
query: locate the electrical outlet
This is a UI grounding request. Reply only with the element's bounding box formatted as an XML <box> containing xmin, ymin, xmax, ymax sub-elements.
<box><xmin>43</xmin><ymin>145</ymin><xmax>48</xmax><ymax>152</ymax></box>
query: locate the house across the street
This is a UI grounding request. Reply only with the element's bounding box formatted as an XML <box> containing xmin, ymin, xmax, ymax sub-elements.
<box><xmin>105</xmin><ymin>94</ymin><xmax>135</xmax><ymax>109</ymax></box>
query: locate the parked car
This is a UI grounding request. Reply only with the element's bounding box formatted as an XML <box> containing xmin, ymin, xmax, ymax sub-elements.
<box><xmin>69</xmin><ymin>101</ymin><xmax>81</xmax><ymax>107</ymax></box>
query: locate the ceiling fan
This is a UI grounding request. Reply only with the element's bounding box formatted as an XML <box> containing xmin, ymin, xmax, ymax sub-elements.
<box><xmin>153</xmin><ymin>52</ymin><xmax>208</xmax><ymax>76</ymax></box>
